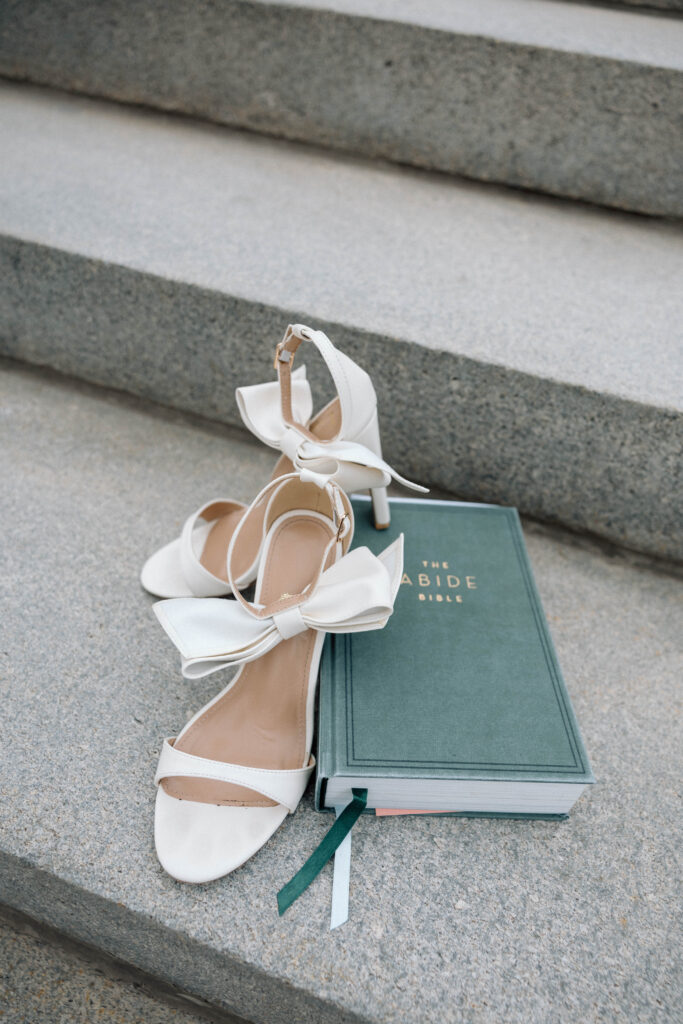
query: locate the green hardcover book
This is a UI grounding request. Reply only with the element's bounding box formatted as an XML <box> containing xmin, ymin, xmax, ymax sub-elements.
<box><xmin>316</xmin><ymin>497</ymin><xmax>593</xmax><ymax>819</ymax></box>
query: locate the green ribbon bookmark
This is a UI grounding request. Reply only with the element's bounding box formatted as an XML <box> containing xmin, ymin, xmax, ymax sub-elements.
<box><xmin>277</xmin><ymin>788</ymin><xmax>368</xmax><ymax>916</ymax></box>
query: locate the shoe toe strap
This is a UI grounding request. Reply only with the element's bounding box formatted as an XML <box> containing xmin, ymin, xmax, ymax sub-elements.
<box><xmin>178</xmin><ymin>499</ymin><xmax>245</xmax><ymax>596</ymax></box>
<box><xmin>155</xmin><ymin>738</ymin><xmax>314</xmax><ymax>813</ymax></box>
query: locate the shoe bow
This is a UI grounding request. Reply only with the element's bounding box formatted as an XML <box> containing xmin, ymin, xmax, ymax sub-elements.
<box><xmin>236</xmin><ymin>373</ymin><xmax>427</xmax><ymax>494</ymax></box>
<box><xmin>294</xmin><ymin>439</ymin><xmax>428</xmax><ymax>494</ymax></box>
<box><xmin>154</xmin><ymin>536</ymin><xmax>404</xmax><ymax>679</ymax></box>
<box><xmin>235</xmin><ymin>367</ymin><xmax>313</xmax><ymax>462</ymax></box>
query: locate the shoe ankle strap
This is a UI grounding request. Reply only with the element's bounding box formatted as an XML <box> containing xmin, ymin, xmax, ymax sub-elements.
<box><xmin>236</xmin><ymin>324</ymin><xmax>378</xmax><ymax>459</ymax></box>
<box><xmin>274</xmin><ymin>324</ymin><xmax>376</xmax><ymax>442</ymax></box>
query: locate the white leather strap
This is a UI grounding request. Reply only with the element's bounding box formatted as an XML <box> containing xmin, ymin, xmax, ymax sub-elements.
<box><xmin>272</xmin><ymin>604</ymin><xmax>307</xmax><ymax>639</ymax></box>
<box><xmin>178</xmin><ymin>499</ymin><xmax>246</xmax><ymax>597</ymax></box>
<box><xmin>275</xmin><ymin>324</ymin><xmax>377</xmax><ymax>442</ymax></box>
<box><xmin>294</xmin><ymin>439</ymin><xmax>428</xmax><ymax>494</ymax></box>
<box><xmin>155</xmin><ymin>738</ymin><xmax>314</xmax><ymax>813</ymax></box>
<box><xmin>235</xmin><ymin>365</ymin><xmax>312</xmax><ymax>455</ymax></box>
<box><xmin>238</xmin><ymin>326</ymin><xmax>426</xmax><ymax>496</ymax></box>
<box><xmin>226</xmin><ymin>473</ymin><xmax>353</xmax><ymax>621</ymax></box>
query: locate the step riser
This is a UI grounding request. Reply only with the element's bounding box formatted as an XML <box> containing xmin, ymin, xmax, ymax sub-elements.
<box><xmin>0</xmin><ymin>853</ymin><xmax>348</xmax><ymax>1024</ymax></box>
<box><xmin>573</xmin><ymin>1</ymin><xmax>683</xmax><ymax>10</ymax></box>
<box><xmin>0</xmin><ymin>0</ymin><xmax>681</xmax><ymax>218</ymax></box>
<box><xmin>0</xmin><ymin>906</ymin><xmax>250</xmax><ymax>1024</ymax></box>
<box><xmin>2</xmin><ymin>236</ymin><xmax>680</xmax><ymax>562</ymax></box>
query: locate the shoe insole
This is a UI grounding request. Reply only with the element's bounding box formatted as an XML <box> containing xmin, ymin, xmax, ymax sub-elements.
<box><xmin>199</xmin><ymin>504</ymin><xmax>261</xmax><ymax>584</ymax></box>
<box><xmin>199</xmin><ymin>397</ymin><xmax>342</xmax><ymax>582</ymax></box>
<box><xmin>163</xmin><ymin>514</ymin><xmax>334</xmax><ymax>806</ymax></box>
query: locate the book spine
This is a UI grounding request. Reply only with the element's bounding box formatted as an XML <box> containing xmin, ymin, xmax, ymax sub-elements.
<box><xmin>314</xmin><ymin>634</ymin><xmax>337</xmax><ymax>810</ymax></box>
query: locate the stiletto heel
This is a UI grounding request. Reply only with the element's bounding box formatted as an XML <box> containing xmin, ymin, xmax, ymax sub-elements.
<box><xmin>370</xmin><ymin>486</ymin><xmax>391</xmax><ymax>530</ymax></box>
<box><xmin>351</xmin><ymin>407</ymin><xmax>391</xmax><ymax>529</ymax></box>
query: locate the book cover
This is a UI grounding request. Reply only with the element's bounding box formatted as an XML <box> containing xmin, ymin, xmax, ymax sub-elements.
<box><xmin>315</xmin><ymin>497</ymin><xmax>594</xmax><ymax>818</ymax></box>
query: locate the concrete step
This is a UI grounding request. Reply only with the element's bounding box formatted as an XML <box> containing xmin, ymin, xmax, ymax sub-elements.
<box><xmin>1</xmin><ymin>82</ymin><xmax>681</xmax><ymax>562</ymax></box>
<box><xmin>571</xmin><ymin>0</ymin><xmax>683</xmax><ymax>11</ymax></box>
<box><xmin>0</xmin><ymin>907</ymin><xmax>246</xmax><ymax>1024</ymax></box>
<box><xmin>0</xmin><ymin>0</ymin><xmax>681</xmax><ymax>217</ymax></box>
<box><xmin>1</xmin><ymin>360</ymin><xmax>681</xmax><ymax>1024</ymax></box>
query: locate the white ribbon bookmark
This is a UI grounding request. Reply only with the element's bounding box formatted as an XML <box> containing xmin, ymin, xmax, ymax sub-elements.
<box><xmin>330</xmin><ymin>805</ymin><xmax>353</xmax><ymax>930</ymax></box>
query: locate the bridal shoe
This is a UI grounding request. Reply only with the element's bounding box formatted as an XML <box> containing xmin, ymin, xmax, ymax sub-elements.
<box><xmin>140</xmin><ymin>323</ymin><xmax>408</xmax><ymax>599</ymax></box>
<box><xmin>152</xmin><ymin>472</ymin><xmax>403</xmax><ymax>882</ymax></box>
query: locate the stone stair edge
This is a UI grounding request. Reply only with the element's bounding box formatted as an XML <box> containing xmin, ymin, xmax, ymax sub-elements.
<box><xmin>3</xmin><ymin>232</ymin><xmax>680</xmax><ymax>414</ymax></box>
<box><xmin>1</xmin><ymin>234</ymin><xmax>680</xmax><ymax>416</ymax></box>
<box><xmin>0</xmin><ymin>902</ymin><xmax>249</xmax><ymax>1024</ymax></box>
<box><xmin>4</xmin><ymin>351</ymin><xmax>683</xmax><ymax>585</ymax></box>
<box><xmin>1</xmin><ymin>80</ymin><xmax>680</xmax><ymax>410</ymax></box>
<box><xmin>564</xmin><ymin>0</ymin><xmax>683</xmax><ymax>12</ymax></box>
<box><xmin>1</xmin><ymin>82</ymin><xmax>681</xmax><ymax>560</ymax></box>
<box><xmin>0</xmin><ymin>0</ymin><xmax>681</xmax><ymax>216</ymax></box>
<box><xmin>278</xmin><ymin>0</ymin><xmax>683</xmax><ymax>61</ymax></box>
<box><xmin>0</xmin><ymin>850</ymin><xmax>350</xmax><ymax>1024</ymax></box>
<box><xmin>1</xmin><ymin>234</ymin><xmax>681</xmax><ymax>564</ymax></box>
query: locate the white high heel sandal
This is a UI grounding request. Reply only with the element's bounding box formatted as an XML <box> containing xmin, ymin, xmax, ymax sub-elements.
<box><xmin>152</xmin><ymin>473</ymin><xmax>403</xmax><ymax>883</ymax></box>
<box><xmin>140</xmin><ymin>323</ymin><xmax>408</xmax><ymax>599</ymax></box>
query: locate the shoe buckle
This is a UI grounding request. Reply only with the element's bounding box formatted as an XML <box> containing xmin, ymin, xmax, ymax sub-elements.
<box><xmin>273</xmin><ymin>341</ymin><xmax>293</xmax><ymax>369</ymax></box>
<box><xmin>336</xmin><ymin>512</ymin><xmax>350</xmax><ymax>542</ymax></box>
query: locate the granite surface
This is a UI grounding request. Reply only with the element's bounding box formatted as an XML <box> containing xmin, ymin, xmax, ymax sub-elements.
<box><xmin>567</xmin><ymin>0</ymin><xmax>683</xmax><ymax>10</ymax></box>
<box><xmin>1</xmin><ymin>83</ymin><xmax>682</xmax><ymax>561</ymax></box>
<box><xmin>0</xmin><ymin>361</ymin><xmax>681</xmax><ymax>1023</ymax></box>
<box><xmin>0</xmin><ymin>0</ymin><xmax>682</xmax><ymax>216</ymax></box>
<box><xmin>279</xmin><ymin>0</ymin><xmax>683</xmax><ymax>58</ymax></box>
<box><xmin>0</xmin><ymin>908</ymin><xmax>242</xmax><ymax>1024</ymax></box>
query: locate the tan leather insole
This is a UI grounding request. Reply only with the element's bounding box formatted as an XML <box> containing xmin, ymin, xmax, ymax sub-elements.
<box><xmin>199</xmin><ymin>506</ymin><xmax>260</xmax><ymax>584</ymax></box>
<box><xmin>199</xmin><ymin>398</ymin><xmax>342</xmax><ymax>582</ymax></box>
<box><xmin>163</xmin><ymin>515</ymin><xmax>334</xmax><ymax>806</ymax></box>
